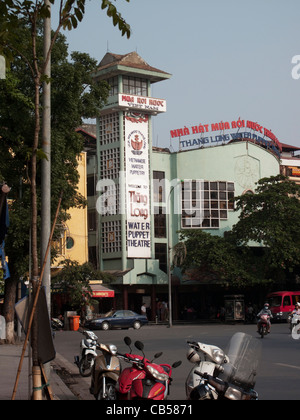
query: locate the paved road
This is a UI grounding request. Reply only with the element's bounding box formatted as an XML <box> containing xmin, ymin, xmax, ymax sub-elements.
<box><xmin>52</xmin><ymin>322</ymin><xmax>300</xmax><ymax>400</ymax></box>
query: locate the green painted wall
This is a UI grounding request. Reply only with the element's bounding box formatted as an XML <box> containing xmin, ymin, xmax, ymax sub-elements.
<box><xmin>152</xmin><ymin>141</ymin><xmax>280</xmax><ymax>240</ymax></box>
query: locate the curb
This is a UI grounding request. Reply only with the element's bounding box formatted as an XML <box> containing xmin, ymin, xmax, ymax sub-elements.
<box><xmin>51</xmin><ymin>353</ymin><xmax>94</xmax><ymax>400</ymax></box>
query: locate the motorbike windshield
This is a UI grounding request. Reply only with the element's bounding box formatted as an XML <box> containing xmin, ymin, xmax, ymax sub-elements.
<box><xmin>219</xmin><ymin>332</ymin><xmax>261</xmax><ymax>391</ymax></box>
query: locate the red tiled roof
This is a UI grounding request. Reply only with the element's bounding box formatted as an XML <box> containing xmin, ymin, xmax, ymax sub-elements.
<box><xmin>96</xmin><ymin>51</ymin><xmax>171</xmax><ymax>78</ymax></box>
<box><xmin>279</xmin><ymin>142</ymin><xmax>300</xmax><ymax>152</ymax></box>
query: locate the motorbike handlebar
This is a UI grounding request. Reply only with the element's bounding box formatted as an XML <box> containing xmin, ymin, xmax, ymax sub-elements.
<box><xmin>116</xmin><ymin>352</ymin><xmax>145</xmax><ymax>367</ymax></box>
<box><xmin>186</xmin><ymin>340</ymin><xmax>199</xmax><ymax>348</ymax></box>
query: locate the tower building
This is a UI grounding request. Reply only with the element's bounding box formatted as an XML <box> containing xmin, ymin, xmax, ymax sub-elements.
<box><xmin>92</xmin><ymin>52</ymin><xmax>171</xmax><ymax>314</ymax></box>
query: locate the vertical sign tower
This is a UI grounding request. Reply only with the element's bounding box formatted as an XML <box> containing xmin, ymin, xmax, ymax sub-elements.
<box><xmin>92</xmin><ymin>52</ymin><xmax>170</xmax><ymax>283</ymax></box>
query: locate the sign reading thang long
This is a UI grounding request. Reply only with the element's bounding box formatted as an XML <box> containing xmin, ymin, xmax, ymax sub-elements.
<box><xmin>170</xmin><ymin>118</ymin><xmax>282</xmax><ymax>157</ymax></box>
<box><xmin>125</xmin><ymin>112</ymin><xmax>151</xmax><ymax>258</ymax></box>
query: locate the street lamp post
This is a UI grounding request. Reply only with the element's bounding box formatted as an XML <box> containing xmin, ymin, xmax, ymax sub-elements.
<box><xmin>168</xmin><ymin>209</ymin><xmax>172</xmax><ymax>327</ymax></box>
<box><xmin>167</xmin><ymin>180</ymin><xmax>182</xmax><ymax>328</ymax></box>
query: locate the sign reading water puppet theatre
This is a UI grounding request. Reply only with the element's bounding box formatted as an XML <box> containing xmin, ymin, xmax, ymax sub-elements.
<box><xmin>125</xmin><ymin>112</ymin><xmax>151</xmax><ymax>258</ymax></box>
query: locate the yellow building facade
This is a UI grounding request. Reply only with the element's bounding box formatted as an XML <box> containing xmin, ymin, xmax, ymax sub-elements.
<box><xmin>52</xmin><ymin>152</ymin><xmax>88</xmax><ymax>269</ymax></box>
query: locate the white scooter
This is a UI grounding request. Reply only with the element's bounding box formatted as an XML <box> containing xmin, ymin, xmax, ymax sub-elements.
<box><xmin>185</xmin><ymin>333</ymin><xmax>260</xmax><ymax>400</ymax></box>
<box><xmin>289</xmin><ymin>313</ymin><xmax>300</xmax><ymax>332</ymax></box>
<box><xmin>289</xmin><ymin>313</ymin><xmax>300</xmax><ymax>339</ymax></box>
<box><xmin>185</xmin><ymin>339</ymin><xmax>229</xmax><ymax>399</ymax></box>
<box><xmin>74</xmin><ymin>330</ymin><xmax>99</xmax><ymax>377</ymax></box>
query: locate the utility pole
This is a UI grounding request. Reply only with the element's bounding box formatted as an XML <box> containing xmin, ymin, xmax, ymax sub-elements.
<box><xmin>41</xmin><ymin>0</ymin><xmax>51</xmax><ymax>315</ymax></box>
<box><xmin>40</xmin><ymin>0</ymin><xmax>51</xmax><ymax>385</ymax></box>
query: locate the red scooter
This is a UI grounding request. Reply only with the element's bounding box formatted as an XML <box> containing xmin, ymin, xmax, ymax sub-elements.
<box><xmin>257</xmin><ymin>314</ymin><xmax>270</xmax><ymax>338</ymax></box>
<box><xmin>116</xmin><ymin>337</ymin><xmax>181</xmax><ymax>400</ymax></box>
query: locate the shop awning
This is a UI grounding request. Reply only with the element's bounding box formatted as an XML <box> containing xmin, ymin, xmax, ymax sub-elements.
<box><xmin>90</xmin><ymin>283</ymin><xmax>115</xmax><ymax>298</ymax></box>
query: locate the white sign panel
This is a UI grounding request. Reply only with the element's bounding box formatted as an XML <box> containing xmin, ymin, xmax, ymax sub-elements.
<box><xmin>125</xmin><ymin>112</ymin><xmax>151</xmax><ymax>258</ymax></box>
<box><xmin>119</xmin><ymin>94</ymin><xmax>166</xmax><ymax>113</ymax></box>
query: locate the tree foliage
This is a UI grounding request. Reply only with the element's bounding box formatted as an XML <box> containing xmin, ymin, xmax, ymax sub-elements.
<box><xmin>0</xmin><ymin>0</ymin><xmax>130</xmax><ymax>344</ymax></box>
<box><xmin>52</xmin><ymin>259</ymin><xmax>113</xmax><ymax>311</ymax></box>
<box><xmin>178</xmin><ymin>229</ymin><xmax>255</xmax><ymax>287</ymax></box>
<box><xmin>0</xmin><ymin>0</ymin><xmax>130</xmax><ymax>63</ymax></box>
<box><xmin>0</xmin><ymin>29</ymin><xmax>109</xmax><ymax>278</ymax></box>
<box><xmin>231</xmin><ymin>175</ymin><xmax>300</xmax><ymax>271</ymax></box>
<box><xmin>0</xmin><ymin>1</ymin><xmax>131</xmax><ymax>284</ymax></box>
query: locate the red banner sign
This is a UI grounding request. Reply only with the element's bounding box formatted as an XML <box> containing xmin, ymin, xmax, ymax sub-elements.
<box><xmin>170</xmin><ymin>119</ymin><xmax>282</xmax><ymax>151</ymax></box>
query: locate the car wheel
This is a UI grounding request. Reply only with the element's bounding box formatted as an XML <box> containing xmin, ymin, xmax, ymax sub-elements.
<box><xmin>101</xmin><ymin>321</ymin><xmax>110</xmax><ymax>331</ymax></box>
<box><xmin>133</xmin><ymin>321</ymin><xmax>141</xmax><ymax>330</ymax></box>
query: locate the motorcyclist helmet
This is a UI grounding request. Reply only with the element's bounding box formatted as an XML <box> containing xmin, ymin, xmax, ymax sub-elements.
<box><xmin>186</xmin><ymin>347</ymin><xmax>201</xmax><ymax>364</ymax></box>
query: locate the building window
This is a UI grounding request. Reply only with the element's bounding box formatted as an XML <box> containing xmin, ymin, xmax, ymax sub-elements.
<box><xmin>66</xmin><ymin>237</ymin><xmax>74</xmax><ymax>249</ymax></box>
<box><xmin>107</xmin><ymin>76</ymin><xmax>118</xmax><ymax>96</ymax></box>
<box><xmin>100</xmin><ymin>147</ymin><xmax>120</xmax><ymax>179</ymax></box>
<box><xmin>153</xmin><ymin>171</ymin><xmax>165</xmax><ymax>203</ymax></box>
<box><xmin>101</xmin><ymin>220</ymin><xmax>122</xmax><ymax>253</ymax></box>
<box><xmin>123</xmin><ymin>76</ymin><xmax>147</xmax><ymax>96</ymax></box>
<box><xmin>154</xmin><ymin>207</ymin><xmax>166</xmax><ymax>238</ymax></box>
<box><xmin>97</xmin><ymin>184</ymin><xmax>119</xmax><ymax>216</ymax></box>
<box><xmin>88</xmin><ymin>210</ymin><xmax>97</xmax><ymax>231</ymax></box>
<box><xmin>155</xmin><ymin>243</ymin><xmax>168</xmax><ymax>273</ymax></box>
<box><xmin>88</xmin><ymin>246</ymin><xmax>97</xmax><ymax>269</ymax></box>
<box><xmin>87</xmin><ymin>176</ymin><xmax>96</xmax><ymax>196</ymax></box>
<box><xmin>181</xmin><ymin>180</ymin><xmax>235</xmax><ymax>229</ymax></box>
<box><xmin>99</xmin><ymin>112</ymin><xmax>120</xmax><ymax>146</ymax></box>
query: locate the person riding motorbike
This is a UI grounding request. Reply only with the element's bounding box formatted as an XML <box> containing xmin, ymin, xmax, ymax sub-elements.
<box><xmin>289</xmin><ymin>303</ymin><xmax>300</xmax><ymax>332</ymax></box>
<box><xmin>257</xmin><ymin>303</ymin><xmax>272</xmax><ymax>333</ymax></box>
<box><xmin>291</xmin><ymin>302</ymin><xmax>300</xmax><ymax>316</ymax></box>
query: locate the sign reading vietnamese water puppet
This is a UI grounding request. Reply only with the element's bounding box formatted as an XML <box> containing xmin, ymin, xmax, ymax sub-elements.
<box><xmin>125</xmin><ymin>112</ymin><xmax>151</xmax><ymax>258</ymax></box>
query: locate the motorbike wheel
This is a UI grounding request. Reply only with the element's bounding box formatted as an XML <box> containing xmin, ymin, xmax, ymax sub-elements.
<box><xmin>79</xmin><ymin>355</ymin><xmax>94</xmax><ymax>377</ymax></box>
<box><xmin>292</xmin><ymin>323</ymin><xmax>300</xmax><ymax>340</ymax></box>
<box><xmin>96</xmin><ymin>380</ymin><xmax>117</xmax><ymax>400</ymax></box>
<box><xmin>259</xmin><ymin>325</ymin><xmax>265</xmax><ymax>338</ymax></box>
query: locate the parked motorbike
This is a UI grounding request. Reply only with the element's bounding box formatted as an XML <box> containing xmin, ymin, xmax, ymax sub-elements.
<box><xmin>257</xmin><ymin>314</ymin><xmax>270</xmax><ymax>338</ymax></box>
<box><xmin>51</xmin><ymin>317</ymin><xmax>64</xmax><ymax>331</ymax></box>
<box><xmin>188</xmin><ymin>333</ymin><xmax>261</xmax><ymax>400</ymax></box>
<box><xmin>74</xmin><ymin>329</ymin><xmax>99</xmax><ymax>377</ymax></box>
<box><xmin>116</xmin><ymin>336</ymin><xmax>181</xmax><ymax>400</ymax></box>
<box><xmin>185</xmin><ymin>339</ymin><xmax>229</xmax><ymax>399</ymax></box>
<box><xmin>90</xmin><ymin>342</ymin><xmax>121</xmax><ymax>400</ymax></box>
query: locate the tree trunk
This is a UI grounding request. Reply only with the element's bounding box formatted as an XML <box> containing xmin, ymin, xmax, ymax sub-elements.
<box><xmin>3</xmin><ymin>277</ymin><xmax>17</xmax><ymax>343</ymax></box>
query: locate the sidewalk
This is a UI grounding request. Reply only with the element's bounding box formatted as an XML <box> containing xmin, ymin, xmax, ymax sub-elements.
<box><xmin>0</xmin><ymin>342</ymin><xmax>78</xmax><ymax>400</ymax></box>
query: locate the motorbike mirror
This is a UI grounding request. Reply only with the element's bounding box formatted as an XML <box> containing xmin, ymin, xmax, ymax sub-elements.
<box><xmin>134</xmin><ymin>340</ymin><xmax>144</xmax><ymax>352</ymax></box>
<box><xmin>172</xmin><ymin>361</ymin><xmax>182</xmax><ymax>369</ymax></box>
<box><xmin>154</xmin><ymin>352</ymin><xmax>163</xmax><ymax>359</ymax></box>
<box><xmin>124</xmin><ymin>336</ymin><xmax>132</xmax><ymax>350</ymax></box>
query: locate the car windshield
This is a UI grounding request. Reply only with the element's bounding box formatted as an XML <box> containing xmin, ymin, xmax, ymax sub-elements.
<box><xmin>292</xmin><ymin>296</ymin><xmax>300</xmax><ymax>305</ymax></box>
<box><xmin>268</xmin><ymin>296</ymin><xmax>282</xmax><ymax>307</ymax></box>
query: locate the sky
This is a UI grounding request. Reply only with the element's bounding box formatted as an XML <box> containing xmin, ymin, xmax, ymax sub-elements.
<box><xmin>52</xmin><ymin>0</ymin><xmax>300</xmax><ymax>151</ymax></box>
